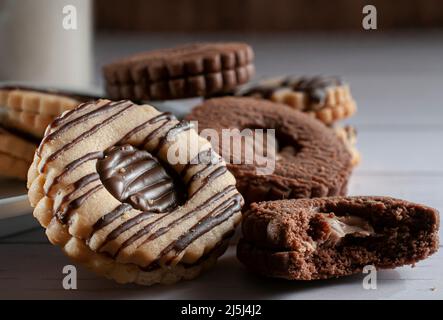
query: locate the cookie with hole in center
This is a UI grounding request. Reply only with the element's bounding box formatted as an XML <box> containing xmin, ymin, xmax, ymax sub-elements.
<box><xmin>185</xmin><ymin>97</ymin><xmax>353</xmax><ymax>205</ymax></box>
<box><xmin>237</xmin><ymin>196</ymin><xmax>439</xmax><ymax>280</ymax></box>
<box><xmin>103</xmin><ymin>42</ymin><xmax>255</xmax><ymax>101</ymax></box>
<box><xmin>27</xmin><ymin>99</ymin><xmax>243</xmax><ymax>285</ymax></box>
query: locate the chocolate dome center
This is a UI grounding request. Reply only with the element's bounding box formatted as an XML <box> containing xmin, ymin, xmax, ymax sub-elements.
<box><xmin>97</xmin><ymin>144</ymin><xmax>180</xmax><ymax>212</ymax></box>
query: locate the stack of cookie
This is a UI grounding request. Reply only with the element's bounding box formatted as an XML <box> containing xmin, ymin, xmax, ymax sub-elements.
<box><xmin>102</xmin><ymin>44</ymin><xmax>360</xmax><ymax>167</ymax></box>
<box><xmin>0</xmin><ymin>86</ymin><xmax>95</xmax><ymax>180</ymax></box>
<box><xmin>102</xmin><ymin>42</ymin><xmax>358</xmax><ymax>205</ymax></box>
<box><xmin>21</xmin><ymin>42</ymin><xmax>439</xmax><ymax>285</ymax></box>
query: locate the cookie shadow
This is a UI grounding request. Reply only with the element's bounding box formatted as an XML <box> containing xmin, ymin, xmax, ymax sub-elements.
<box><xmin>53</xmin><ymin>247</ymin><xmax>404</xmax><ymax>300</ymax></box>
<box><xmin>169</xmin><ymin>252</ymin><xmax>376</xmax><ymax>300</ymax></box>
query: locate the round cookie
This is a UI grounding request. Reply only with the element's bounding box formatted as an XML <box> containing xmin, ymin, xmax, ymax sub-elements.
<box><xmin>103</xmin><ymin>42</ymin><xmax>255</xmax><ymax>101</ymax></box>
<box><xmin>232</xmin><ymin>75</ymin><xmax>356</xmax><ymax>125</ymax></box>
<box><xmin>0</xmin><ymin>126</ymin><xmax>37</xmax><ymax>180</ymax></box>
<box><xmin>27</xmin><ymin>99</ymin><xmax>243</xmax><ymax>285</ymax></box>
<box><xmin>237</xmin><ymin>196</ymin><xmax>440</xmax><ymax>280</ymax></box>
<box><xmin>0</xmin><ymin>86</ymin><xmax>96</xmax><ymax>138</ymax></box>
<box><xmin>185</xmin><ymin>97</ymin><xmax>353</xmax><ymax>204</ymax></box>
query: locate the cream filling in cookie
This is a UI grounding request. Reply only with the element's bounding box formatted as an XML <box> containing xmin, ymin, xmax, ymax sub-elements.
<box><xmin>312</xmin><ymin>213</ymin><xmax>375</xmax><ymax>247</ymax></box>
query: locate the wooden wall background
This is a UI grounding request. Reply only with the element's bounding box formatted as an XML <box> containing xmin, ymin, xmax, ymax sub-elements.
<box><xmin>95</xmin><ymin>0</ymin><xmax>443</xmax><ymax>32</ymax></box>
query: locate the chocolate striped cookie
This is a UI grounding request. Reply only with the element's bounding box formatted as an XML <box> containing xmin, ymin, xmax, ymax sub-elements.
<box><xmin>28</xmin><ymin>99</ymin><xmax>243</xmax><ymax>285</ymax></box>
<box><xmin>232</xmin><ymin>75</ymin><xmax>356</xmax><ymax>125</ymax></box>
<box><xmin>103</xmin><ymin>42</ymin><xmax>255</xmax><ymax>101</ymax></box>
<box><xmin>238</xmin><ymin>197</ymin><xmax>439</xmax><ymax>280</ymax></box>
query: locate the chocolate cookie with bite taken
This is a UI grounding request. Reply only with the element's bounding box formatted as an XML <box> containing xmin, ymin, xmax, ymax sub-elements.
<box><xmin>237</xmin><ymin>196</ymin><xmax>440</xmax><ymax>280</ymax></box>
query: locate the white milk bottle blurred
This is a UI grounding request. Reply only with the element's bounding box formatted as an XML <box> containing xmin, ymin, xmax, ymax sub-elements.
<box><xmin>0</xmin><ymin>0</ymin><xmax>93</xmax><ymax>90</ymax></box>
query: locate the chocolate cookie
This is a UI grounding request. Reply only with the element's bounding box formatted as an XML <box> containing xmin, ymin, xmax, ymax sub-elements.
<box><xmin>237</xmin><ymin>196</ymin><xmax>440</xmax><ymax>280</ymax></box>
<box><xmin>0</xmin><ymin>86</ymin><xmax>96</xmax><ymax>138</ymax></box>
<box><xmin>185</xmin><ymin>97</ymin><xmax>353</xmax><ymax>204</ymax></box>
<box><xmin>103</xmin><ymin>42</ymin><xmax>255</xmax><ymax>101</ymax></box>
<box><xmin>231</xmin><ymin>75</ymin><xmax>356</xmax><ymax>124</ymax></box>
<box><xmin>28</xmin><ymin>99</ymin><xmax>243</xmax><ymax>285</ymax></box>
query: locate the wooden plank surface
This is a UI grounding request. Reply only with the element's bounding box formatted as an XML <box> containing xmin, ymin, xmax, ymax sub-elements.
<box><xmin>0</xmin><ymin>31</ymin><xmax>442</xmax><ymax>299</ymax></box>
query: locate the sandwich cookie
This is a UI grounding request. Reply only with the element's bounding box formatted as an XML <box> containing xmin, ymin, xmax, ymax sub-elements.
<box><xmin>28</xmin><ymin>99</ymin><xmax>243</xmax><ymax>285</ymax></box>
<box><xmin>104</xmin><ymin>42</ymin><xmax>255</xmax><ymax>101</ymax></box>
<box><xmin>238</xmin><ymin>196</ymin><xmax>439</xmax><ymax>280</ymax></box>
<box><xmin>233</xmin><ymin>75</ymin><xmax>356</xmax><ymax>125</ymax></box>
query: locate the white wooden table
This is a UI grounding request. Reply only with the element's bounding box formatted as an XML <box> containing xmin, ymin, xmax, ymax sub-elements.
<box><xmin>0</xmin><ymin>32</ymin><xmax>442</xmax><ymax>299</ymax></box>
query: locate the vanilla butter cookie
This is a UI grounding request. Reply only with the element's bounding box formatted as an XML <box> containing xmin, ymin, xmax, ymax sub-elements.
<box><xmin>334</xmin><ymin>125</ymin><xmax>360</xmax><ymax>166</ymax></box>
<box><xmin>0</xmin><ymin>126</ymin><xmax>37</xmax><ymax>180</ymax></box>
<box><xmin>27</xmin><ymin>99</ymin><xmax>243</xmax><ymax>285</ymax></box>
<box><xmin>0</xmin><ymin>86</ymin><xmax>96</xmax><ymax>138</ymax></box>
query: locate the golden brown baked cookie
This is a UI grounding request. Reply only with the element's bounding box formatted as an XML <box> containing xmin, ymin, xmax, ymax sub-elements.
<box><xmin>233</xmin><ymin>75</ymin><xmax>357</xmax><ymax>125</ymax></box>
<box><xmin>0</xmin><ymin>126</ymin><xmax>37</xmax><ymax>180</ymax></box>
<box><xmin>27</xmin><ymin>99</ymin><xmax>243</xmax><ymax>285</ymax></box>
<box><xmin>0</xmin><ymin>86</ymin><xmax>95</xmax><ymax>138</ymax></box>
<box><xmin>334</xmin><ymin>125</ymin><xmax>360</xmax><ymax>166</ymax></box>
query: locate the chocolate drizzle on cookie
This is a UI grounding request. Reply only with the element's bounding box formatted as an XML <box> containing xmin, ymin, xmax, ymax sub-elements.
<box><xmin>39</xmin><ymin>100</ymin><xmax>134</xmax><ymax>166</ymax></box>
<box><xmin>118</xmin><ymin>112</ymin><xmax>175</xmax><ymax>145</ymax></box>
<box><xmin>57</xmin><ymin>184</ymin><xmax>104</xmax><ymax>223</ymax></box>
<box><xmin>100</xmin><ymin>188</ymin><xmax>242</xmax><ymax>266</ymax></box>
<box><xmin>162</xmin><ymin>192</ymin><xmax>242</xmax><ymax>257</ymax></box>
<box><xmin>236</xmin><ymin>75</ymin><xmax>343</xmax><ymax>105</ymax></box>
<box><xmin>288</xmin><ymin>76</ymin><xmax>343</xmax><ymax>104</ymax></box>
<box><xmin>31</xmin><ymin>99</ymin><xmax>243</xmax><ymax>278</ymax></box>
<box><xmin>92</xmin><ymin>203</ymin><xmax>133</xmax><ymax>232</ymax></box>
<box><xmin>153</xmin><ymin>120</ymin><xmax>194</xmax><ymax>154</ymax></box>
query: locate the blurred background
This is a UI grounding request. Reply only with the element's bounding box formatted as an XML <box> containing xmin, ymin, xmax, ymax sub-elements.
<box><xmin>0</xmin><ymin>0</ymin><xmax>442</xmax><ymax>177</ymax></box>
<box><xmin>0</xmin><ymin>0</ymin><xmax>442</xmax><ymax>171</ymax></box>
<box><xmin>96</xmin><ymin>0</ymin><xmax>443</xmax><ymax>32</ymax></box>
<box><xmin>0</xmin><ymin>0</ymin><xmax>442</xmax><ymax>89</ymax></box>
